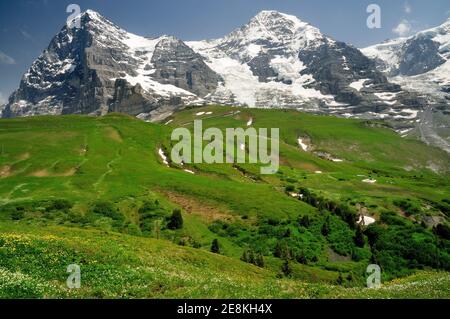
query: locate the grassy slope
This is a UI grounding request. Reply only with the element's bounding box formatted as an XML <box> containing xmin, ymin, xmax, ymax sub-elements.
<box><xmin>0</xmin><ymin>107</ymin><xmax>449</xmax><ymax>298</ymax></box>
<box><xmin>0</xmin><ymin>222</ymin><xmax>448</xmax><ymax>299</ymax></box>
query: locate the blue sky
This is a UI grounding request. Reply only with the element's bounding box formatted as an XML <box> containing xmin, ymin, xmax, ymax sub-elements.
<box><xmin>1</xmin><ymin>0</ymin><xmax>450</xmax><ymax>103</ymax></box>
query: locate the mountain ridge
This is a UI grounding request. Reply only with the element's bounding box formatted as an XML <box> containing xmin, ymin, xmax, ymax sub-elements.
<box><xmin>1</xmin><ymin>9</ymin><xmax>413</xmax><ymax>119</ymax></box>
<box><xmin>2</xmin><ymin>9</ymin><xmax>448</xmax><ymax>154</ymax></box>
<box><xmin>362</xmin><ymin>18</ymin><xmax>450</xmax><ymax>153</ymax></box>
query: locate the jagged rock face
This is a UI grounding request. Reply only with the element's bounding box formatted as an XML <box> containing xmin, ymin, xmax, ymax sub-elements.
<box><xmin>108</xmin><ymin>80</ymin><xmax>157</xmax><ymax>115</ymax></box>
<box><xmin>1</xmin><ymin>10</ymin><xmax>208</xmax><ymax>118</ymax></box>
<box><xmin>3</xmin><ymin>12</ymin><xmax>134</xmax><ymax>117</ymax></box>
<box><xmin>398</xmin><ymin>37</ymin><xmax>445</xmax><ymax>76</ymax></box>
<box><xmin>362</xmin><ymin>19</ymin><xmax>450</xmax><ymax>78</ymax></box>
<box><xmin>151</xmin><ymin>37</ymin><xmax>222</xmax><ymax>97</ymax></box>
<box><xmin>298</xmin><ymin>41</ymin><xmax>397</xmax><ymax>105</ymax></box>
<box><xmin>247</xmin><ymin>54</ymin><xmax>280</xmax><ymax>83</ymax></box>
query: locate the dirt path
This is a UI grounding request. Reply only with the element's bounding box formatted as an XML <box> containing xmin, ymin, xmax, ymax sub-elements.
<box><xmin>94</xmin><ymin>150</ymin><xmax>122</xmax><ymax>193</ymax></box>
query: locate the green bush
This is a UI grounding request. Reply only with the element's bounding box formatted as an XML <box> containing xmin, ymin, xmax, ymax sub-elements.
<box><xmin>138</xmin><ymin>200</ymin><xmax>168</xmax><ymax>233</ymax></box>
<box><xmin>91</xmin><ymin>201</ymin><xmax>122</xmax><ymax>220</ymax></box>
<box><xmin>285</xmin><ymin>185</ymin><xmax>295</xmax><ymax>192</ymax></box>
<box><xmin>10</xmin><ymin>210</ymin><xmax>24</xmax><ymax>221</ymax></box>
<box><xmin>366</xmin><ymin>223</ymin><xmax>449</xmax><ymax>277</ymax></box>
<box><xmin>433</xmin><ymin>223</ymin><xmax>450</xmax><ymax>240</ymax></box>
<box><xmin>393</xmin><ymin>199</ymin><xmax>422</xmax><ymax>216</ymax></box>
<box><xmin>380</xmin><ymin>211</ymin><xmax>408</xmax><ymax>226</ymax></box>
<box><xmin>211</xmin><ymin>239</ymin><xmax>220</xmax><ymax>254</ymax></box>
<box><xmin>46</xmin><ymin>199</ymin><xmax>73</xmax><ymax>212</ymax></box>
<box><xmin>167</xmin><ymin>209</ymin><xmax>183</xmax><ymax>230</ymax></box>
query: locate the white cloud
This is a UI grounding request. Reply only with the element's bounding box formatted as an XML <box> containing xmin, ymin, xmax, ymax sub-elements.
<box><xmin>0</xmin><ymin>51</ymin><xmax>16</xmax><ymax>65</ymax></box>
<box><xmin>404</xmin><ymin>1</ymin><xmax>412</xmax><ymax>14</ymax></box>
<box><xmin>20</xmin><ymin>30</ymin><xmax>32</xmax><ymax>40</ymax></box>
<box><xmin>393</xmin><ymin>19</ymin><xmax>412</xmax><ymax>37</ymax></box>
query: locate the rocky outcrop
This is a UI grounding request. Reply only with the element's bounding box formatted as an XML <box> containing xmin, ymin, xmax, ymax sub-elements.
<box><xmin>151</xmin><ymin>36</ymin><xmax>221</xmax><ymax>97</ymax></box>
<box><xmin>398</xmin><ymin>37</ymin><xmax>445</xmax><ymax>76</ymax></box>
<box><xmin>299</xmin><ymin>41</ymin><xmax>398</xmax><ymax>105</ymax></box>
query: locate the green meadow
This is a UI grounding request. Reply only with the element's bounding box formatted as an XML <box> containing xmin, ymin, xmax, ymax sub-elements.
<box><xmin>0</xmin><ymin>106</ymin><xmax>449</xmax><ymax>298</ymax></box>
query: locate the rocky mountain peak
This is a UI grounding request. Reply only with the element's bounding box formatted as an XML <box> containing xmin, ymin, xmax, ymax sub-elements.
<box><xmin>363</xmin><ymin>17</ymin><xmax>450</xmax><ymax>77</ymax></box>
<box><xmin>251</xmin><ymin>10</ymin><xmax>310</xmax><ymax>30</ymax></box>
<box><xmin>215</xmin><ymin>10</ymin><xmax>326</xmax><ymax>65</ymax></box>
<box><xmin>65</xmin><ymin>9</ymin><xmax>115</xmax><ymax>32</ymax></box>
<box><xmin>232</xmin><ymin>10</ymin><xmax>323</xmax><ymax>45</ymax></box>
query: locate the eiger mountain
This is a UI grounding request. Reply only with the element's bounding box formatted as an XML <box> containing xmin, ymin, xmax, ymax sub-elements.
<box><xmin>1</xmin><ymin>9</ymin><xmax>449</xmax><ymax>152</ymax></box>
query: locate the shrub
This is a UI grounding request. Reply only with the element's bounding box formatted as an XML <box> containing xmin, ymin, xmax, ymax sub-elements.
<box><xmin>354</xmin><ymin>225</ymin><xmax>365</xmax><ymax>247</ymax></box>
<box><xmin>380</xmin><ymin>211</ymin><xmax>408</xmax><ymax>226</ymax></box>
<box><xmin>167</xmin><ymin>209</ymin><xmax>183</xmax><ymax>230</ymax></box>
<box><xmin>211</xmin><ymin>239</ymin><xmax>220</xmax><ymax>254</ymax></box>
<box><xmin>367</xmin><ymin>224</ymin><xmax>448</xmax><ymax>276</ymax></box>
<box><xmin>10</xmin><ymin>210</ymin><xmax>24</xmax><ymax>221</ymax></box>
<box><xmin>285</xmin><ymin>185</ymin><xmax>295</xmax><ymax>192</ymax></box>
<box><xmin>336</xmin><ymin>273</ymin><xmax>344</xmax><ymax>285</ymax></box>
<box><xmin>298</xmin><ymin>215</ymin><xmax>311</xmax><ymax>228</ymax></box>
<box><xmin>321</xmin><ymin>218</ymin><xmax>330</xmax><ymax>237</ymax></box>
<box><xmin>433</xmin><ymin>224</ymin><xmax>450</xmax><ymax>240</ymax></box>
<box><xmin>126</xmin><ymin>223</ymin><xmax>142</xmax><ymax>236</ymax></box>
<box><xmin>281</xmin><ymin>259</ymin><xmax>292</xmax><ymax>277</ymax></box>
<box><xmin>295</xmin><ymin>251</ymin><xmax>308</xmax><ymax>264</ymax></box>
<box><xmin>241</xmin><ymin>249</ymin><xmax>265</xmax><ymax>267</ymax></box>
<box><xmin>46</xmin><ymin>199</ymin><xmax>73</xmax><ymax>212</ymax></box>
<box><xmin>138</xmin><ymin>200</ymin><xmax>168</xmax><ymax>233</ymax></box>
<box><xmin>393</xmin><ymin>199</ymin><xmax>421</xmax><ymax>216</ymax></box>
<box><xmin>255</xmin><ymin>254</ymin><xmax>265</xmax><ymax>267</ymax></box>
<box><xmin>273</xmin><ymin>241</ymin><xmax>291</xmax><ymax>259</ymax></box>
<box><xmin>91</xmin><ymin>201</ymin><xmax>123</xmax><ymax>221</ymax></box>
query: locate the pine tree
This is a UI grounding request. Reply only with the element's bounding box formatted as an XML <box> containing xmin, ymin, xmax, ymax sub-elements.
<box><xmin>281</xmin><ymin>259</ymin><xmax>292</xmax><ymax>277</ymax></box>
<box><xmin>346</xmin><ymin>273</ymin><xmax>353</xmax><ymax>282</ymax></box>
<box><xmin>296</xmin><ymin>251</ymin><xmax>308</xmax><ymax>264</ymax></box>
<box><xmin>241</xmin><ymin>250</ymin><xmax>249</xmax><ymax>263</ymax></box>
<box><xmin>321</xmin><ymin>217</ymin><xmax>330</xmax><ymax>237</ymax></box>
<box><xmin>211</xmin><ymin>239</ymin><xmax>220</xmax><ymax>254</ymax></box>
<box><xmin>255</xmin><ymin>254</ymin><xmax>265</xmax><ymax>268</ymax></box>
<box><xmin>274</xmin><ymin>241</ymin><xmax>283</xmax><ymax>258</ymax></box>
<box><xmin>274</xmin><ymin>241</ymin><xmax>291</xmax><ymax>259</ymax></box>
<box><xmin>354</xmin><ymin>225</ymin><xmax>365</xmax><ymax>247</ymax></box>
<box><xmin>336</xmin><ymin>273</ymin><xmax>344</xmax><ymax>285</ymax></box>
<box><xmin>248</xmin><ymin>249</ymin><xmax>255</xmax><ymax>264</ymax></box>
<box><xmin>299</xmin><ymin>215</ymin><xmax>311</xmax><ymax>228</ymax></box>
<box><xmin>283</xmin><ymin>228</ymin><xmax>292</xmax><ymax>238</ymax></box>
<box><xmin>167</xmin><ymin>209</ymin><xmax>183</xmax><ymax>230</ymax></box>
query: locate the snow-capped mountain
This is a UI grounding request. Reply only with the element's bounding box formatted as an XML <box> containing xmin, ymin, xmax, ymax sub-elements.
<box><xmin>362</xmin><ymin>19</ymin><xmax>450</xmax><ymax>153</ymax></box>
<box><xmin>1</xmin><ymin>10</ymin><xmax>217</xmax><ymax>119</ymax></box>
<box><xmin>0</xmin><ymin>10</ymin><xmax>429</xmax><ymax>123</ymax></box>
<box><xmin>362</xmin><ymin>18</ymin><xmax>450</xmax><ymax>98</ymax></box>
<box><xmin>362</xmin><ymin>19</ymin><xmax>450</xmax><ymax>77</ymax></box>
<box><xmin>188</xmin><ymin>10</ymin><xmax>415</xmax><ymax>116</ymax></box>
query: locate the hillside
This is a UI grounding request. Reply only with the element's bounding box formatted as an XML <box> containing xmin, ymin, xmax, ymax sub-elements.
<box><xmin>0</xmin><ymin>107</ymin><xmax>449</xmax><ymax>298</ymax></box>
<box><xmin>0</xmin><ymin>222</ymin><xmax>449</xmax><ymax>298</ymax></box>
